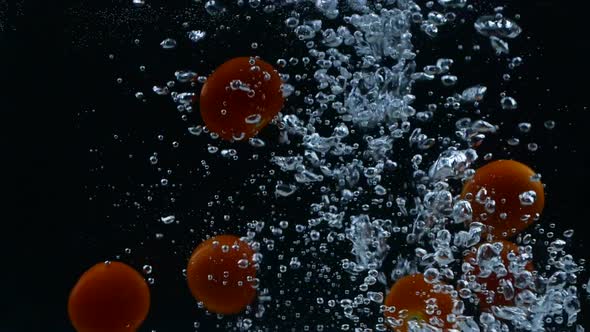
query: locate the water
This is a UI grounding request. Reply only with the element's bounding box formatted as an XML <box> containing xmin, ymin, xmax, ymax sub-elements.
<box><xmin>80</xmin><ymin>0</ymin><xmax>587</xmax><ymax>331</ymax></box>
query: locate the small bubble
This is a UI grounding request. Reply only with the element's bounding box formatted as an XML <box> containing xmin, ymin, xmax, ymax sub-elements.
<box><xmin>245</xmin><ymin>114</ymin><xmax>262</xmax><ymax>124</ymax></box>
<box><xmin>237</xmin><ymin>259</ymin><xmax>250</xmax><ymax>269</ymax></box>
<box><xmin>143</xmin><ymin>265</ymin><xmax>153</xmax><ymax>274</ymax></box>
<box><xmin>160</xmin><ymin>38</ymin><xmax>177</xmax><ymax>49</ymax></box>
<box><xmin>527</xmin><ymin>143</ymin><xmax>538</xmax><ymax>152</ymax></box>
<box><xmin>563</xmin><ymin>229</ymin><xmax>574</xmax><ymax>238</ymax></box>
<box><xmin>519</xmin><ymin>190</ymin><xmax>537</xmax><ymax>206</ymax></box>
<box><xmin>501</xmin><ymin>96</ymin><xmax>518</xmax><ymax>110</ymax></box>
<box><xmin>507</xmin><ymin>137</ymin><xmax>520</xmax><ymax>146</ymax></box>
<box><xmin>161</xmin><ymin>215</ymin><xmax>175</xmax><ymax>224</ymax></box>
<box><xmin>518</xmin><ymin>122</ymin><xmax>531</xmax><ymax>133</ymax></box>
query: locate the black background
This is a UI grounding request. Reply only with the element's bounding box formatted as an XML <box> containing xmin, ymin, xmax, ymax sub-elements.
<box><xmin>5</xmin><ymin>0</ymin><xmax>590</xmax><ymax>331</ymax></box>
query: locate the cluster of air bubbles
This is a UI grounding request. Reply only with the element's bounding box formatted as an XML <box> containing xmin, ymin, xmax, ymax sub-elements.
<box><xmin>188</xmin><ymin>30</ymin><xmax>206</xmax><ymax>43</ymax></box>
<box><xmin>474</xmin><ymin>13</ymin><xmax>522</xmax><ymax>55</ymax></box>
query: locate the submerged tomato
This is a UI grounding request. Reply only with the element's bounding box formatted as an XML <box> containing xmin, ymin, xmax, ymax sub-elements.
<box><xmin>461</xmin><ymin>160</ymin><xmax>545</xmax><ymax>239</ymax></box>
<box><xmin>68</xmin><ymin>261</ymin><xmax>150</xmax><ymax>332</ymax></box>
<box><xmin>384</xmin><ymin>274</ymin><xmax>454</xmax><ymax>331</ymax></box>
<box><xmin>186</xmin><ymin>235</ymin><xmax>257</xmax><ymax>314</ymax></box>
<box><xmin>199</xmin><ymin>56</ymin><xmax>284</xmax><ymax>141</ymax></box>
<box><xmin>463</xmin><ymin>240</ymin><xmax>534</xmax><ymax>310</ymax></box>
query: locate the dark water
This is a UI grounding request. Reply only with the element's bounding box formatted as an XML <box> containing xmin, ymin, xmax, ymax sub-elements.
<box><xmin>4</xmin><ymin>0</ymin><xmax>590</xmax><ymax>330</ymax></box>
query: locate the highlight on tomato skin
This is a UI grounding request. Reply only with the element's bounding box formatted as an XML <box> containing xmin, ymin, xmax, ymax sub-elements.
<box><xmin>462</xmin><ymin>240</ymin><xmax>534</xmax><ymax>310</ymax></box>
<box><xmin>186</xmin><ymin>234</ymin><xmax>257</xmax><ymax>315</ymax></box>
<box><xmin>68</xmin><ymin>261</ymin><xmax>151</xmax><ymax>332</ymax></box>
<box><xmin>384</xmin><ymin>273</ymin><xmax>455</xmax><ymax>331</ymax></box>
<box><xmin>199</xmin><ymin>56</ymin><xmax>284</xmax><ymax>141</ymax></box>
<box><xmin>461</xmin><ymin>159</ymin><xmax>545</xmax><ymax>239</ymax></box>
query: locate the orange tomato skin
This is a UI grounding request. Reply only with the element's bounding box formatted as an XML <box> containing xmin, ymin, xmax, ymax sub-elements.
<box><xmin>199</xmin><ymin>57</ymin><xmax>284</xmax><ymax>141</ymax></box>
<box><xmin>186</xmin><ymin>235</ymin><xmax>257</xmax><ymax>315</ymax></box>
<box><xmin>68</xmin><ymin>261</ymin><xmax>150</xmax><ymax>332</ymax></box>
<box><xmin>384</xmin><ymin>274</ymin><xmax>454</xmax><ymax>331</ymax></box>
<box><xmin>463</xmin><ymin>240</ymin><xmax>534</xmax><ymax>310</ymax></box>
<box><xmin>461</xmin><ymin>160</ymin><xmax>545</xmax><ymax>239</ymax></box>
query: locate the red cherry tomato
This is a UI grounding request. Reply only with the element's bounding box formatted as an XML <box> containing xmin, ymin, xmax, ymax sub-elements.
<box><xmin>199</xmin><ymin>56</ymin><xmax>284</xmax><ymax>141</ymax></box>
<box><xmin>68</xmin><ymin>261</ymin><xmax>150</xmax><ymax>332</ymax></box>
<box><xmin>463</xmin><ymin>240</ymin><xmax>534</xmax><ymax>310</ymax></box>
<box><xmin>384</xmin><ymin>274</ymin><xmax>455</xmax><ymax>331</ymax></box>
<box><xmin>461</xmin><ymin>160</ymin><xmax>545</xmax><ymax>239</ymax></box>
<box><xmin>186</xmin><ymin>235</ymin><xmax>257</xmax><ymax>314</ymax></box>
